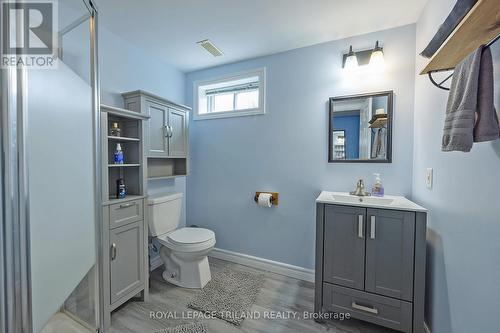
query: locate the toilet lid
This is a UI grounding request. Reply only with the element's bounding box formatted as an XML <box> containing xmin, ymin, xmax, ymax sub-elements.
<box><xmin>167</xmin><ymin>227</ymin><xmax>215</xmax><ymax>245</ymax></box>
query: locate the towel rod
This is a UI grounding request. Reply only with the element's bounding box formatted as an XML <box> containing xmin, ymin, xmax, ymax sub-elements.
<box><xmin>427</xmin><ymin>32</ymin><xmax>500</xmax><ymax>90</ymax></box>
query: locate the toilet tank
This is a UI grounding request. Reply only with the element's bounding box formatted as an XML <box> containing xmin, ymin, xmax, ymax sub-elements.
<box><xmin>147</xmin><ymin>192</ymin><xmax>183</xmax><ymax>236</ymax></box>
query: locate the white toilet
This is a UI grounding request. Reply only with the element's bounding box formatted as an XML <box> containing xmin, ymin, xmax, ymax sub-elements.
<box><xmin>148</xmin><ymin>193</ymin><xmax>216</xmax><ymax>289</ymax></box>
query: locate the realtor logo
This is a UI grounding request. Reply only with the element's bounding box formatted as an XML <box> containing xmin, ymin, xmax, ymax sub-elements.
<box><xmin>1</xmin><ymin>0</ymin><xmax>58</xmax><ymax>68</ymax></box>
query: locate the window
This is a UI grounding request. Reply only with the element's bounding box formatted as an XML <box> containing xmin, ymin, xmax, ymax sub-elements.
<box><xmin>194</xmin><ymin>68</ymin><xmax>266</xmax><ymax>120</ymax></box>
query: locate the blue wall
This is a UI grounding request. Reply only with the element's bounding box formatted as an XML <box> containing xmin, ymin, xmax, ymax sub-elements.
<box><xmin>185</xmin><ymin>24</ymin><xmax>416</xmax><ymax>269</ymax></box>
<box><xmin>334</xmin><ymin>115</ymin><xmax>360</xmax><ymax>159</ymax></box>
<box><xmin>413</xmin><ymin>0</ymin><xmax>500</xmax><ymax>332</ymax></box>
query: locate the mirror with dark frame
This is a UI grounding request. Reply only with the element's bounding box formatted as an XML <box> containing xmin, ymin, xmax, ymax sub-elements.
<box><xmin>329</xmin><ymin>91</ymin><xmax>393</xmax><ymax>163</ymax></box>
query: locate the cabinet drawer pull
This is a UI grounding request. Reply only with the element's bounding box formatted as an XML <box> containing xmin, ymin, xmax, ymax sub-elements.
<box><xmin>357</xmin><ymin>215</ymin><xmax>363</xmax><ymax>238</ymax></box>
<box><xmin>370</xmin><ymin>216</ymin><xmax>376</xmax><ymax>239</ymax></box>
<box><xmin>119</xmin><ymin>202</ymin><xmax>134</xmax><ymax>209</ymax></box>
<box><xmin>352</xmin><ymin>301</ymin><xmax>378</xmax><ymax>314</ymax></box>
<box><xmin>110</xmin><ymin>243</ymin><xmax>117</xmax><ymax>260</ymax></box>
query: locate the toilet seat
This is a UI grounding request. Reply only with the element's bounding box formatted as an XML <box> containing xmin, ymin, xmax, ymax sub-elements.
<box><xmin>157</xmin><ymin>227</ymin><xmax>215</xmax><ymax>252</ymax></box>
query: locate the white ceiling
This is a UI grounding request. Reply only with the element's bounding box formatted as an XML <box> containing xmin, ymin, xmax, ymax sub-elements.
<box><xmin>97</xmin><ymin>0</ymin><xmax>428</xmax><ymax>72</ymax></box>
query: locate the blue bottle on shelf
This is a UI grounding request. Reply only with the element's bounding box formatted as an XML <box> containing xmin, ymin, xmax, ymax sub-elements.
<box><xmin>116</xmin><ymin>178</ymin><xmax>126</xmax><ymax>199</ymax></box>
<box><xmin>114</xmin><ymin>143</ymin><xmax>124</xmax><ymax>164</ymax></box>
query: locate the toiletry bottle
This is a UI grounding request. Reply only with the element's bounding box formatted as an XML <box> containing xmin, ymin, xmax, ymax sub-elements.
<box><xmin>114</xmin><ymin>143</ymin><xmax>124</xmax><ymax>164</ymax></box>
<box><xmin>116</xmin><ymin>178</ymin><xmax>126</xmax><ymax>199</ymax></box>
<box><xmin>372</xmin><ymin>173</ymin><xmax>384</xmax><ymax>197</ymax></box>
<box><xmin>110</xmin><ymin>122</ymin><xmax>121</xmax><ymax>137</ymax></box>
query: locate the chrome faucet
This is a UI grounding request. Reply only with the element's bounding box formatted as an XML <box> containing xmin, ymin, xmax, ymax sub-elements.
<box><xmin>350</xmin><ymin>179</ymin><xmax>371</xmax><ymax>197</ymax></box>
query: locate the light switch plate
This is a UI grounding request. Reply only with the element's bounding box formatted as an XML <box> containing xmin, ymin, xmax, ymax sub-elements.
<box><xmin>426</xmin><ymin>168</ymin><xmax>433</xmax><ymax>189</ymax></box>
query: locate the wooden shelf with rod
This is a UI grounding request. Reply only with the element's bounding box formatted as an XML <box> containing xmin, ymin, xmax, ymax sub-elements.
<box><xmin>420</xmin><ymin>0</ymin><xmax>500</xmax><ymax>75</ymax></box>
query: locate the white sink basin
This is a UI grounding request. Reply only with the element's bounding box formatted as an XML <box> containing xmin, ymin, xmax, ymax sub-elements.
<box><xmin>316</xmin><ymin>191</ymin><xmax>427</xmax><ymax>212</ymax></box>
<box><xmin>330</xmin><ymin>193</ymin><xmax>394</xmax><ymax>206</ymax></box>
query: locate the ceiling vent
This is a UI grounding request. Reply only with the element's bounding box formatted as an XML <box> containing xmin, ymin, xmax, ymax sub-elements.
<box><xmin>197</xmin><ymin>39</ymin><xmax>224</xmax><ymax>57</ymax></box>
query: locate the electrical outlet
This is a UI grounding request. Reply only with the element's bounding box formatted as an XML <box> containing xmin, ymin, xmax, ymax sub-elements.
<box><xmin>426</xmin><ymin>168</ymin><xmax>433</xmax><ymax>189</ymax></box>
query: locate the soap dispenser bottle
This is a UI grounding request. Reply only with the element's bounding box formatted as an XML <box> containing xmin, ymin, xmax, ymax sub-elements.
<box><xmin>372</xmin><ymin>173</ymin><xmax>384</xmax><ymax>197</ymax></box>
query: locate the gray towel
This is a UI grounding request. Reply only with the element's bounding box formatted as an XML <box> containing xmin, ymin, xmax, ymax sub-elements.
<box><xmin>371</xmin><ymin>128</ymin><xmax>386</xmax><ymax>159</ymax></box>
<box><xmin>442</xmin><ymin>46</ymin><xmax>499</xmax><ymax>152</ymax></box>
<box><xmin>474</xmin><ymin>47</ymin><xmax>499</xmax><ymax>142</ymax></box>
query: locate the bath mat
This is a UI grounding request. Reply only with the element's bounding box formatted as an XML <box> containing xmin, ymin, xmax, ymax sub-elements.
<box><xmin>154</xmin><ymin>322</ymin><xmax>207</xmax><ymax>333</ymax></box>
<box><xmin>188</xmin><ymin>266</ymin><xmax>265</xmax><ymax>325</ymax></box>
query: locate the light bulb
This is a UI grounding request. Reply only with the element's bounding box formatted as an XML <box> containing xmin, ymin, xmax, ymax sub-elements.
<box><xmin>344</xmin><ymin>45</ymin><xmax>358</xmax><ymax>70</ymax></box>
<box><xmin>369</xmin><ymin>41</ymin><xmax>385</xmax><ymax>71</ymax></box>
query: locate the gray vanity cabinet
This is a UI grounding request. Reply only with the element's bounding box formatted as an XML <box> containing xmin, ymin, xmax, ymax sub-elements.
<box><xmin>365</xmin><ymin>209</ymin><xmax>415</xmax><ymax>301</ymax></box>
<box><xmin>110</xmin><ymin>221</ymin><xmax>145</xmax><ymax>304</ymax></box>
<box><xmin>316</xmin><ymin>203</ymin><xmax>427</xmax><ymax>333</ymax></box>
<box><xmin>323</xmin><ymin>205</ymin><xmax>366</xmax><ymax>290</ymax></box>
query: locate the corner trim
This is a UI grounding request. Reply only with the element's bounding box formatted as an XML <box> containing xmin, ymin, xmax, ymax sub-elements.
<box><xmin>209</xmin><ymin>248</ymin><xmax>315</xmax><ymax>283</ymax></box>
<box><xmin>424</xmin><ymin>322</ymin><xmax>431</xmax><ymax>333</ymax></box>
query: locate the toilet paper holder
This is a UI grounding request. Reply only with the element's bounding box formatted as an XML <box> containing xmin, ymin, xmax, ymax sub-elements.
<box><xmin>254</xmin><ymin>192</ymin><xmax>279</xmax><ymax>206</ymax></box>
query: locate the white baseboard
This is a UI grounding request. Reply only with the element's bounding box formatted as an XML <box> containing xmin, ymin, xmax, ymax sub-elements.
<box><xmin>424</xmin><ymin>322</ymin><xmax>431</xmax><ymax>333</ymax></box>
<box><xmin>150</xmin><ymin>255</ymin><xmax>163</xmax><ymax>271</ymax></box>
<box><xmin>209</xmin><ymin>248</ymin><xmax>315</xmax><ymax>283</ymax></box>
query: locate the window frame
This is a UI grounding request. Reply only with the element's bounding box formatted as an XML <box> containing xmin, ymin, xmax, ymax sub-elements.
<box><xmin>193</xmin><ymin>68</ymin><xmax>266</xmax><ymax>120</ymax></box>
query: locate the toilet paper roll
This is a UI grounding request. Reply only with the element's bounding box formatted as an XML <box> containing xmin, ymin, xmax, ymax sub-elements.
<box><xmin>257</xmin><ymin>193</ymin><xmax>273</xmax><ymax>208</ymax></box>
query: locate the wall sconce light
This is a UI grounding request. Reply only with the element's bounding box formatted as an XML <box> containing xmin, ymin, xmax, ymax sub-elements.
<box><xmin>344</xmin><ymin>45</ymin><xmax>358</xmax><ymax>70</ymax></box>
<box><xmin>369</xmin><ymin>41</ymin><xmax>385</xmax><ymax>70</ymax></box>
<box><xmin>342</xmin><ymin>41</ymin><xmax>385</xmax><ymax>70</ymax></box>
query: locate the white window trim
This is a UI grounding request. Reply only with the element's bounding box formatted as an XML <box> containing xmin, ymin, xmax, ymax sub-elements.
<box><xmin>193</xmin><ymin>68</ymin><xmax>266</xmax><ymax>120</ymax></box>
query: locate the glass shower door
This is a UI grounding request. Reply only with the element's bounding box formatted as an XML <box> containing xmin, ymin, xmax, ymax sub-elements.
<box><xmin>27</xmin><ymin>0</ymin><xmax>99</xmax><ymax>331</ymax></box>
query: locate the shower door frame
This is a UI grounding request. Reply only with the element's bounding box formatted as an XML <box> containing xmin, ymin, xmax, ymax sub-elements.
<box><xmin>0</xmin><ymin>0</ymin><xmax>102</xmax><ymax>332</ymax></box>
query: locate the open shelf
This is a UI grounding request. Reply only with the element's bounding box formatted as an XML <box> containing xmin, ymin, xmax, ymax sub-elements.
<box><xmin>101</xmin><ymin>104</ymin><xmax>149</xmax><ymax>120</ymax></box>
<box><xmin>108</xmin><ymin>136</ymin><xmax>140</xmax><ymax>142</ymax></box>
<box><xmin>108</xmin><ymin>140</ymin><xmax>140</xmax><ymax>165</ymax></box>
<box><xmin>107</xmin><ymin>167</ymin><xmax>141</xmax><ymax>199</ymax></box>
<box><xmin>148</xmin><ymin>175</ymin><xmax>183</xmax><ymax>181</ymax></box>
<box><xmin>108</xmin><ymin>164</ymin><xmax>141</xmax><ymax>168</ymax></box>
<box><xmin>420</xmin><ymin>0</ymin><xmax>500</xmax><ymax>74</ymax></box>
<box><xmin>369</xmin><ymin>118</ymin><xmax>388</xmax><ymax>129</ymax></box>
<box><xmin>147</xmin><ymin>158</ymin><xmax>187</xmax><ymax>179</ymax></box>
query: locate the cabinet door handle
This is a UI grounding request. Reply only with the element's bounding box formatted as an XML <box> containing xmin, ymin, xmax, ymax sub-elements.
<box><xmin>164</xmin><ymin>125</ymin><xmax>169</xmax><ymax>137</ymax></box>
<box><xmin>119</xmin><ymin>202</ymin><xmax>134</xmax><ymax>209</ymax></box>
<box><xmin>168</xmin><ymin>125</ymin><xmax>173</xmax><ymax>138</ymax></box>
<box><xmin>352</xmin><ymin>302</ymin><xmax>378</xmax><ymax>314</ymax></box>
<box><xmin>111</xmin><ymin>243</ymin><xmax>117</xmax><ymax>260</ymax></box>
<box><xmin>357</xmin><ymin>215</ymin><xmax>364</xmax><ymax>238</ymax></box>
<box><xmin>370</xmin><ymin>216</ymin><xmax>376</xmax><ymax>239</ymax></box>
